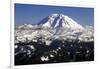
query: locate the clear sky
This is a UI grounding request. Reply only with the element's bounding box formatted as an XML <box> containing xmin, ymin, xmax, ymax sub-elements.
<box><xmin>15</xmin><ymin>3</ymin><xmax>94</xmax><ymax>26</ymax></box>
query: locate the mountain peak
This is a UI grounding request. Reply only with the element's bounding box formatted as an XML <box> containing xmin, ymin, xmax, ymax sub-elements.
<box><xmin>49</xmin><ymin>13</ymin><xmax>66</xmax><ymax>19</ymax></box>
<box><xmin>15</xmin><ymin>13</ymin><xmax>94</xmax><ymax>42</ymax></box>
<box><xmin>39</xmin><ymin>13</ymin><xmax>84</xmax><ymax>30</ymax></box>
<box><xmin>50</xmin><ymin>13</ymin><xmax>64</xmax><ymax>17</ymax></box>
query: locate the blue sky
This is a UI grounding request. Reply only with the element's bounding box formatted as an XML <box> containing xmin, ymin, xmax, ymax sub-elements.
<box><xmin>15</xmin><ymin>3</ymin><xmax>94</xmax><ymax>26</ymax></box>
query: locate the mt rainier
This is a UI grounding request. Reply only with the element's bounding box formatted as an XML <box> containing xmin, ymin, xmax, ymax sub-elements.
<box><xmin>15</xmin><ymin>13</ymin><xmax>94</xmax><ymax>43</ymax></box>
<box><xmin>38</xmin><ymin>13</ymin><xmax>84</xmax><ymax>30</ymax></box>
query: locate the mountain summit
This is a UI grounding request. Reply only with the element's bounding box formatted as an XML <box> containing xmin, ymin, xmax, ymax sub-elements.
<box><xmin>15</xmin><ymin>13</ymin><xmax>94</xmax><ymax>42</ymax></box>
<box><xmin>38</xmin><ymin>13</ymin><xmax>84</xmax><ymax>30</ymax></box>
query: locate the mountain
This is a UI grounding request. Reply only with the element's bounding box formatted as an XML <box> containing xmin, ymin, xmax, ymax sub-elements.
<box><xmin>15</xmin><ymin>14</ymin><xmax>94</xmax><ymax>65</ymax></box>
<box><xmin>15</xmin><ymin>13</ymin><xmax>94</xmax><ymax>43</ymax></box>
<box><xmin>38</xmin><ymin>13</ymin><xmax>84</xmax><ymax>30</ymax></box>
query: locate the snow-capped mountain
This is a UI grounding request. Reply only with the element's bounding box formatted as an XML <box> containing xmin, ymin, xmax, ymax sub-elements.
<box><xmin>38</xmin><ymin>13</ymin><xmax>84</xmax><ymax>30</ymax></box>
<box><xmin>15</xmin><ymin>14</ymin><xmax>94</xmax><ymax>65</ymax></box>
<box><xmin>15</xmin><ymin>13</ymin><xmax>94</xmax><ymax>43</ymax></box>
